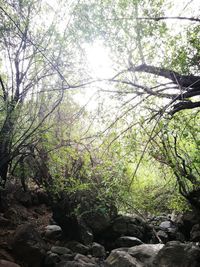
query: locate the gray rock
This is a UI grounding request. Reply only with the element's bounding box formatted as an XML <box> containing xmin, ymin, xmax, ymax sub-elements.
<box><xmin>159</xmin><ymin>221</ymin><xmax>172</xmax><ymax>229</ymax></box>
<box><xmin>157</xmin><ymin>230</ymin><xmax>168</xmax><ymax>243</ymax></box>
<box><xmin>45</xmin><ymin>252</ymin><xmax>60</xmax><ymax>266</ymax></box>
<box><xmin>74</xmin><ymin>253</ymin><xmax>96</xmax><ymax>264</ymax></box>
<box><xmin>80</xmin><ymin>210</ymin><xmax>110</xmax><ymax>235</ymax></box>
<box><xmin>111</xmin><ymin>215</ymin><xmax>151</xmax><ymax>242</ymax></box>
<box><xmin>153</xmin><ymin>241</ymin><xmax>200</xmax><ymax>267</ymax></box>
<box><xmin>51</xmin><ymin>246</ymin><xmax>72</xmax><ymax>255</ymax></box>
<box><xmin>45</xmin><ymin>225</ymin><xmax>62</xmax><ymax>239</ymax></box>
<box><xmin>0</xmin><ymin>260</ymin><xmax>21</xmax><ymax>267</ymax></box>
<box><xmin>79</xmin><ymin>227</ymin><xmax>93</xmax><ymax>245</ymax></box>
<box><xmin>105</xmin><ymin>250</ymin><xmax>142</xmax><ymax>267</ymax></box>
<box><xmin>67</xmin><ymin>242</ymin><xmax>89</xmax><ymax>255</ymax></box>
<box><xmin>12</xmin><ymin>224</ymin><xmax>46</xmax><ymax>267</ymax></box>
<box><xmin>91</xmin><ymin>242</ymin><xmax>106</xmax><ymax>258</ymax></box>
<box><xmin>128</xmin><ymin>243</ymin><xmax>164</xmax><ymax>266</ymax></box>
<box><xmin>60</xmin><ymin>254</ymin><xmax>74</xmax><ymax>261</ymax></box>
<box><xmin>56</xmin><ymin>254</ymin><xmax>97</xmax><ymax>267</ymax></box>
<box><xmin>190</xmin><ymin>224</ymin><xmax>200</xmax><ymax>241</ymax></box>
<box><xmin>46</xmin><ymin>225</ymin><xmax>62</xmax><ymax>231</ymax></box>
<box><xmin>0</xmin><ymin>214</ymin><xmax>10</xmax><ymax>226</ymax></box>
<box><xmin>116</xmin><ymin>236</ymin><xmax>143</xmax><ymax>247</ymax></box>
<box><xmin>56</xmin><ymin>262</ymin><xmax>94</xmax><ymax>267</ymax></box>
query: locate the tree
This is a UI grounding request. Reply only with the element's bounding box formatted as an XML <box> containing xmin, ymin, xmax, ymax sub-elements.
<box><xmin>0</xmin><ymin>0</ymin><xmax>90</xmax><ymax>188</ymax></box>
<box><xmin>70</xmin><ymin>0</ymin><xmax>200</xmax><ymax>211</ymax></box>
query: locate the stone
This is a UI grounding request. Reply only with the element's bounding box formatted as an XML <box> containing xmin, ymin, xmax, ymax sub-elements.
<box><xmin>45</xmin><ymin>225</ymin><xmax>62</xmax><ymax>239</ymax></box>
<box><xmin>0</xmin><ymin>249</ymin><xmax>15</xmax><ymax>262</ymax></box>
<box><xmin>91</xmin><ymin>242</ymin><xmax>106</xmax><ymax>258</ymax></box>
<box><xmin>56</xmin><ymin>262</ymin><xmax>94</xmax><ymax>267</ymax></box>
<box><xmin>0</xmin><ymin>260</ymin><xmax>21</xmax><ymax>267</ymax></box>
<box><xmin>51</xmin><ymin>246</ymin><xmax>72</xmax><ymax>255</ymax></box>
<box><xmin>14</xmin><ymin>190</ymin><xmax>32</xmax><ymax>207</ymax></box>
<box><xmin>176</xmin><ymin>211</ymin><xmax>199</xmax><ymax>240</ymax></box>
<box><xmin>190</xmin><ymin>224</ymin><xmax>200</xmax><ymax>241</ymax></box>
<box><xmin>0</xmin><ymin>214</ymin><xmax>10</xmax><ymax>226</ymax></box>
<box><xmin>80</xmin><ymin>210</ymin><xmax>111</xmax><ymax>235</ymax></box>
<box><xmin>105</xmin><ymin>250</ymin><xmax>141</xmax><ymax>267</ymax></box>
<box><xmin>55</xmin><ymin>254</ymin><xmax>97</xmax><ymax>267</ymax></box>
<box><xmin>128</xmin><ymin>243</ymin><xmax>164</xmax><ymax>266</ymax></box>
<box><xmin>153</xmin><ymin>241</ymin><xmax>200</xmax><ymax>267</ymax></box>
<box><xmin>157</xmin><ymin>230</ymin><xmax>168</xmax><ymax>243</ymax></box>
<box><xmin>74</xmin><ymin>253</ymin><xmax>96</xmax><ymax>264</ymax></box>
<box><xmin>4</xmin><ymin>208</ymin><xmax>19</xmax><ymax>224</ymax></box>
<box><xmin>111</xmin><ymin>215</ymin><xmax>151</xmax><ymax>242</ymax></box>
<box><xmin>115</xmin><ymin>236</ymin><xmax>143</xmax><ymax>248</ymax></box>
<box><xmin>67</xmin><ymin>241</ymin><xmax>89</xmax><ymax>255</ymax></box>
<box><xmin>79</xmin><ymin>226</ymin><xmax>93</xmax><ymax>245</ymax></box>
<box><xmin>159</xmin><ymin>221</ymin><xmax>172</xmax><ymax>229</ymax></box>
<box><xmin>45</xmin><ymin>252</ymin><xmax>60</xmax><ymax>266</ymax></box>
<box><xmin>12</xmin><ymin>224</ymin><xmax>46</xmax><ymax>267</ymax></box>
<box><xmin>60</xmin><ymin>254</ymin><xmax>74</xmax><ymax>261</ymax></box>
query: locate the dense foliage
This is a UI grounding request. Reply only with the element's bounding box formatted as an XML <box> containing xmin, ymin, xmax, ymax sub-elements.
<box><xmin>0</xmin><ymin>0</ymin><xmax>199</xmax><ymax>215</ymax></box>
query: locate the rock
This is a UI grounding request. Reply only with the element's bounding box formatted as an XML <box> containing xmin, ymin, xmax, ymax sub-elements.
<box><xmin>0</xmin><ymin>214</ymin><xmax>10</xmax><ymax>226</ymax></box>
<box><xmin>128</xmin><ymin>244</ymin><xmax>164</xmax><ymax>266</ymax></box>
<box><xmin>45</xmin><ymin>252</ymin><xmax>60</xmax><ymax>266</ymax></box>
<box><xmin>0</xmin><ymin>249</ymin><xmax>15</xmax><ymax>262</ymax></box>
<box><xmin>176</xmin><ymin>211</ymin><xmax>199</xmax><ymax>240</ymax></box>
<box><xmin>36</xmin><ymin>190</ymin><xmax>50</xmax><ymax>205</ymax></box>
<box><xmin>55</xmin><ymin>254</ymin><xmax>97</xmax><ymax>267</ymax></box>
<box><xmin>105</xmin><ymin>250</ymin><xmax>141</xmax><ymax>267</ymax></box>
<box><xmin>51</xmin><ymin>246</ymin><xmax>72</xmax><ymax>255</ymax></box>
<box><xmin>34</xmin><ymin>207</ymin><xmax>46</xmax><ymax>215</ymax></box>
<box><xmin>4</xmin><ymin>206</ymin><xmax>28</xmax><ymax>224</ymax></box>
<box><xmin>12</xmin><ymin>224</ymin><xmax>46</xmax><ymax>267</ymax></box>
<box><xmin>190</xmin><ymin>224</ymin><xmax>200</xmax><ymax>241</ymax></box>
<box><xmin>56</xmin><ymin>262</ymin><xmax>94</xmax><ymax>267</ymax></box>
<box><xmin>80</xmin><ymin>210</ymin><xmax>111</xmax><ymax>235</ymax></box>
<box><xmin>79</xmin><ymin>225</ymin><xmax>93</xmax><ymax>245</ymax></box>
<box><xmin>111</xmin><ymin>215</ymin><xmax>151</xmax><ymax>242</ymax></box>
<box><xmin>60</xmin><ymin>254</ymin><xmax>74</xmax><ymax>261</ymax></box>
<box><xmin>74</xmin><ymin>254</ymin><xmax>96</xmax><ymax>265</ymax></box>
<box><xmin>154</xmin><ymin>241</ymin><xmax>200</xmax><ymax>267</ymax></box>
<box><xmin>4</xmin><ymin>208</ymin><xmax>19</xmax><ymax>224</ymax></box>
<box><xmin>67</xmin><ymin>241</ymin><xmax>89</xmax><ymax>255</ymax></box>
<box><xmin>157</xmin><ymin>230</ymin><xmax>169</xmax><ymax>243</ymax></box>
<box><xmin>175</xmin><ymin>231</ymin><xmax>185</xmax><ymax>242</ymax></box>
<box><xmin>45</xmin><ymin>225</ymin><xmax>62</xmax><ymax>239</ymax></box>
<box><xmin>91</xmin><ymin>242</ymin><xmax>106</xmax><ymax>258</ymax></box>
<box><xmin>159</xmin><ymin>221</ymin><xmax>172</xmax><ymax>229</ymax></box>
<box><xmin>0</xmin><ymin>260</ymin><xmax>21</xmax><ymax>267</ymax></box>
<box><xmin>115</xmin><ymin>236</ymin><xmax>143</xmax><ymax>248</ymax></box>
<box><xmin>14</xmin><ymin>190</ymin><xmax>32</xmax><ymax>207</ymax></box>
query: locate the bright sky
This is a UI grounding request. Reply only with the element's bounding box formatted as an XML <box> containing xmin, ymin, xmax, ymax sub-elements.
<box><xmin>84</xmin><ymin>40</ymin><xmax>114</xmax><ymax>79</ymax></box>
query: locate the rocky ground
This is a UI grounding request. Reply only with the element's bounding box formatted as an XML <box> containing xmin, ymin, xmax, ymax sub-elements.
<box><xmin>0</xmin><ymin>184</ymin><xmax>200</xmax><ymax>267</ymax></box>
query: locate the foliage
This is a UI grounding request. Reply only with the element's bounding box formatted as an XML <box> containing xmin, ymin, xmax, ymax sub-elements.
<box><xmin>0</xmin><ymin>0</ymin><xmax>200</xmax><ymax>217</ymax></box>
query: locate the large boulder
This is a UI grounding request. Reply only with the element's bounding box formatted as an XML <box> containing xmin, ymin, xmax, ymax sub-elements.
<box><xmin>44</xmin><ymin>225</ymin><xmax>63</xmax><ymax>240</ymax></box>
<box><xmin>190</xmin><ymin>224</ymin><xmax>200</xmax><ymax>242</ymax></box>
<box><xmin>79</xmin><ymin>210</ymin><xmax>110</xmax><ymax>235</ymax></box>
<box><xmin>56</xmin><ymin>254</ymin><xmax>97</xmax><ymax>267</ymax></box>
<box><xmin>105</xmin><ymin>250</ymin><xmax>142</xmax><ymax>267</ymax></box>
<box><xmin>112</xmin><ymin>215</ymin><xmax>152</xmax><ymax>241</ymax></box>
<box><xmin>0</xmin><ymin>260</ymin><xmax>21</xmax><ymax>267</ymax></box>
<box><xmin>106</xmin><ymin>244</ymin><xmax>164</xmax><ymax>267</ymax></box>
<box><xmin>128</xmin><ymin>244</ymin><xmax>164</xmax><ymax>266</ymax></box>
<box><xmin>52</xmin><ymin>190</ymin><xmax>117</xmax><ymax>244</ymax></box>
<box><xmin>12</xmin><ymin>224</ymin><xmax>46</xmax><ymax>267</ymax></box>
<box><xmin>176</xmin><ymin>211</ymin><xmax>200</xmax><ymax>240</ymax></box>
<box><xmin>153</xmin><ymin>241</ymin><xmax>200</xmax><ymax>267</ymax></box>
<box><xmin>91</xmin><ymin>242</ymin><xmax>106</xmax><ymax>258</ymax></box>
